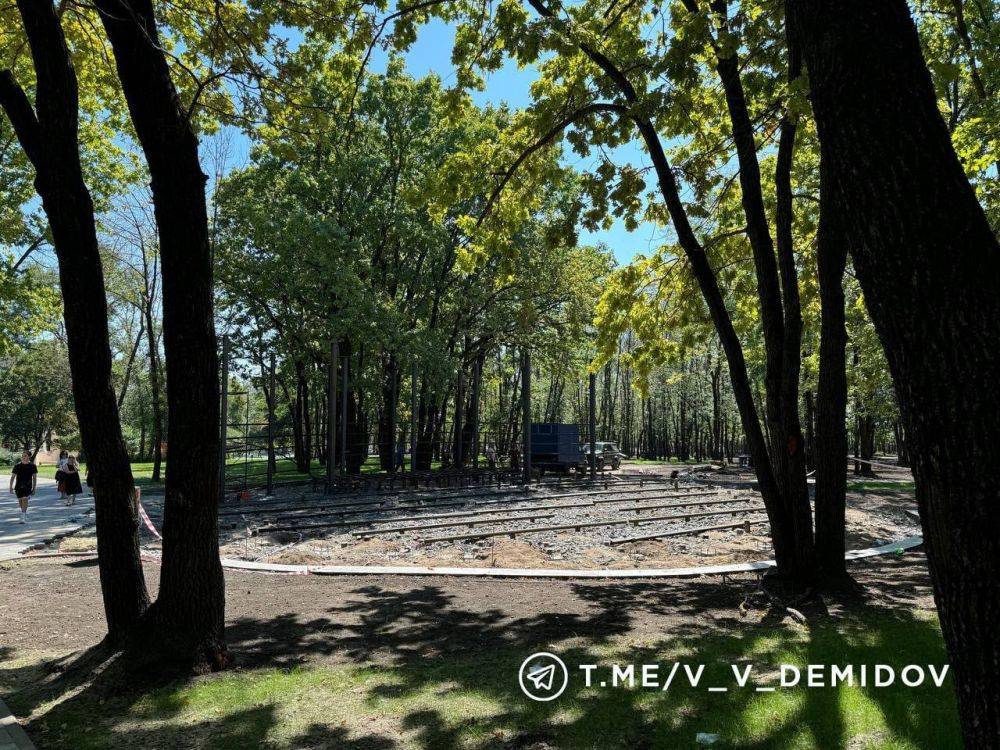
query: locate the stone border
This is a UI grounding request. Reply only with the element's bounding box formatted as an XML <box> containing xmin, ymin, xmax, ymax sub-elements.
<box><xmin>0</xmin><ymin>695</ymin><xmax>36</xmax><ymax>750</ymax></box>
<box><xmin>242</xmin><ymin>536</ymin><xmax>923</xmax><ymax>579</ymax></box>
<box><xmin>17</xmin><ymin>536</ymin><xmax>923</xmax><ymax>580</ymax></box>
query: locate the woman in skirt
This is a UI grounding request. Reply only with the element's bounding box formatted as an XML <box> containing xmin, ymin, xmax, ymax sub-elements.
<box><xmin>58</xmin><ymin>455</ymin><xmax>84</xmax><ymax>506</ymax></box>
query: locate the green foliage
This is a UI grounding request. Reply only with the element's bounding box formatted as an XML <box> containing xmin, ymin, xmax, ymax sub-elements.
<box><xmin>0</xmin><ymin>339</ymin><xmax>75</xmax><ymax>451</ymax></box>
<box><xmin>916</xmin><ymin>0</ymin><xmax>1000</xmax><ymax>227</ymax></box>
<box><xmin>0</xmin><ymin>259</ymin><xmax>60</xmax><ymax>358</ymax></box>
<box><xmin>214</xmin><ymin>60</ymin><xmax>611</xmax><ymax>422</ymax></box>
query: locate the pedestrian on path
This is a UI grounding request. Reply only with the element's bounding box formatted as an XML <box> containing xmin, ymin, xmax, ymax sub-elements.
<box><xmin>57</xmin><ymin>455</ymin><xmax>83</xmax><ymax>506</ymax></box>
<box><xmin>57</xmin><ymin>449</ymin><xmax>69</xmax><ymax>499</ymax></box>
<box><xmin>8</xmin><ymin>450</ymin><xmax>37</xmax><ymax>523</ymax></box>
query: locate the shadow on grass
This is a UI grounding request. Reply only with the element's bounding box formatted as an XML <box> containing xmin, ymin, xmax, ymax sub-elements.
<box><xmin>1</xmin><ymin>560</ymin><xmax>959</xmax><ymax>749</ymax></box>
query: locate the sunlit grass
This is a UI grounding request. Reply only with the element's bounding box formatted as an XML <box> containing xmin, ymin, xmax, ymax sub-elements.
<box><xmin>2</xmin><ymin>610</ymin><xmax>959</xmax><ymax>749</ymax></box>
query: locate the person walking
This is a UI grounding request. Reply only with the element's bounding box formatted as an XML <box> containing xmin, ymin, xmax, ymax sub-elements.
<box><xmin>56</xmin><ymin>450</ymin><xmax>69</xmax><ymax>500</ymax></box>
<box><xmin>9</xmin><ymin>451</ymin><xmax>37</xmax><ymax>523</ymax></box>
<box><xmin>59</xmin><ymin>455</ymin><xmax>84</xmax><ymax>506</ymax></box>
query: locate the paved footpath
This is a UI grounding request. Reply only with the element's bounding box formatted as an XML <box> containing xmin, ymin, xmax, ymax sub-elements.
<box><xmin>0</xmin><ymin>696</ymin><xmax>34</xmax><ymax>750</ymax></box>
<box><xmin>0</xmin><ymin>475</ymin><xmax>95</xmax><ymax>562</ymax></box>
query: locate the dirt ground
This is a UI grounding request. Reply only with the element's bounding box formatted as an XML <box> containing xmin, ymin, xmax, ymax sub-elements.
<box><xmin>0</xmin><ymin>463</ymin><xmax>938</xmax><ymax>750</ymax></box>
<box><xmin>1</xmin><ymin>549</ymin><xmax>935</xmax><ymax>665</ymax></box>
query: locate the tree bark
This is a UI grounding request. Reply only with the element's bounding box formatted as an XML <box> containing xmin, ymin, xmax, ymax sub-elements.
<box><xmin>788</xmin><ymin>0</ymin><xmax>1000</xmax><ymax>742</ymax></box>
<box><xmin>813</xmin><ymin>168</ymin><xmax>849</xmax><ymax>579</ymax></box>
<box><xmin>0</xmin><ymin>0</ymin><xmax>149</xmax><ymax>642</ymax></box>
<box><xmin>772</xmin><ymin>39</ymin><xmax>815</xmax><ymax>578</ymax></box>
<box><xmin>95</xmin><ymin>0</ymin><xmax>225</xmax><ymax>670</ymax></box>
<box><xmin>142</xmin><ymin>253</ymin><xmax>163</xmax><ymax>483</ymax></box>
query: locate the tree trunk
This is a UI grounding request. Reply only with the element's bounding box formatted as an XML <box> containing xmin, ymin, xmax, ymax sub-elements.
<box><xmin>803</xmin><ymin>390</ymin><xmax>816</xmax><ymax>471</ymax></box>
<box><xmin>0</xmin><ymin>0</ymin><xmax>149</xmax><ymax>643</ymax></box>
<box><xmin>96</xmin><ymin>0</ymin><xmax>225</xmax><ymax>670</ymax></box>
<box><xmin>772</xmin><ymin>39</ymin><xmax>816</xmax><ymax>579</ymax></box>
<box><xmin>788</xmin><ymin>0</ymin><xmax>1000</xmax><ymax>742</ymax></box>
<box><xmin>144</xmin><ymin>295</ymin><xmax>163</xmax><ymax>484</ymax></box>
<box><xmin>813</xmin><ymin>167</ymin><xmax>849</xmax><ymax>579</ymax></box>
<box><xmin>894</xmin><ymin>420</ymin><xmax>910</xmax><ymax>467</ymax></box>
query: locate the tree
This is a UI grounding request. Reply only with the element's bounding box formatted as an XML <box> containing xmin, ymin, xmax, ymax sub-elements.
<box><xmin>0</xmin><ymin>0</ymin><xmax>149</xmax><ymax>642</ymax></box>
<box><xmin>412</xmin><ymin>0</ymin><xmax>825</xmax><ymax>583</ymax></box>
<box><xmin>787</xmin><ymin>0</ymin><xmax>1000</xmax><ymax>743</ymax></box>
<box><xmin>95</xmin><ymin>0</ymin><xmax>225</xmax><ymax>670</ymax></box>
<box><xmin>215</xmin><ymin>59</ymin><xmax>608</xmax><ymax>479</ymax></box>
<box><xmin>0</xmin><ymin>341</ymin><xmax>74</xmax><ymax>456</ymax></box>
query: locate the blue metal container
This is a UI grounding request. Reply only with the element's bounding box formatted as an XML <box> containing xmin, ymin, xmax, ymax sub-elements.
<box><xmin>530</xmin><ymin>423</ymin><xmax>582</xmax><ymax>472</ymax></box>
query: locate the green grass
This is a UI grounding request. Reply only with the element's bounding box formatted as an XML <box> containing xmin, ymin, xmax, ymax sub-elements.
<box><xmin>23</xmin><ymin>461</ymin><xmax>165</xmax><ymax>488</ymax></box>
<box><xmin>1</xmin><ymin>610</ymin><xmax>959</xmax><ymax>749</ymax></box>
<box><xmin>4</xmin><ymin>457</ymin><xmax>313</xmax><ymax>490</ymax></box>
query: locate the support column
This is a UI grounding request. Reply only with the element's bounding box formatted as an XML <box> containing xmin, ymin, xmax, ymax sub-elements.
<box><xmin>521</xmin><ymin>348</ymin><xmax>531</xmax><ymax>483</ymax></box>
<box><xmin>589</xmin><ymin>371</ymin><xmax>597</xmax><ymax>480</ymax></box>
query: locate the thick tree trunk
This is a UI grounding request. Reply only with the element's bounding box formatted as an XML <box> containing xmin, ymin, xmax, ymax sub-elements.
<box><xmin>894</xmin><ymin>420</ymin><xmax>910</xmax><ymax>467</ymax></box>
<box><xmin>855</xmin><ymin>414</ymin><xmax>876</xmax><ymax>475</ymax></box>
<box><xmin>772</xmin><ymin>44</ymin><xmax>815</xmax><ymax>578</ymax></box>
<box><xmin>803</xmin><ymin>391</ymin><xmax>816</xmax><ymax>471</ymax></box>
<box><xmin>416</xmin><ymin>380</ymin><xmax>434</xmax><ymax>470</ymax></box>
<box><xmin>788</xmin><ymin>0</ymin><xmax>1000</xmax><ymax>742</ymax></box>
<box><xmin>288</xmin><ymin>363</ymin><xmax>305</xmax><ymax>472</ymax></box>
<box><xmin>710</xmin><ymin>364</ymin><xmax>722</xmax><ymax>460</ymax></box>
<box><xmin>346</xmin><ymin>347</ymin><xmax>367</xmax><ymax>474</ymax></box>
<box><xmin>377</xmin><ymin>355</ymin><xmax>398</xmax><ymax>471</ymax></box>
<box><xmin>813</xmin><ymin>169</ymin><xmax>849</xmax><ymax>579</ymax></box>
<box><xmin>96</xmin><ymin>0</ymin><xmax>225</xmax><ymax>670</ymax></box>
<box><xmin>144</xmin><ymin>300</ymin><xmax>163</xmax><ymax>484</ymax></box>
<box><xmin>0</xmin><ymin>0</ymin><xmax>149</xmax><ymax>642</ymax></box>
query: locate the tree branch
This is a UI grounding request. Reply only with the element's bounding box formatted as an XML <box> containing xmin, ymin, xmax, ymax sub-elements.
<box><xmin>477</xmin><ymin>101</ymin><xmax>627</xmax><ymax>227</ymax></box>
<box><xmin>0</xmin><ymin>70</ymin><xmax>42</xmax><ymax>166</ymax></box>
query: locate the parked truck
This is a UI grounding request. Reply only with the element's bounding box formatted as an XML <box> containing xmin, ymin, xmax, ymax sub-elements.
<box><xmin>529</xmin><ymin>423</ymin><xmax>582</xmax><ymax>474</ymax></box>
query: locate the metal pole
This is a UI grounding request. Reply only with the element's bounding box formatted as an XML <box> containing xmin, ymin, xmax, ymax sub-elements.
<box><xmin>589</xmin><ymin>372</ymin><xmax>597</xmax><ymax>480</ymax></box>
<box><xmin>340</xmin><ymin>354</ymin><xmax>348</xmax><ymax>474</ymax></box>
<box><xmin>267</xmin><ymin>352</ymin><xmax>276</xmax><ymax>496</ymax></box>
<box><xmin>521</xmin><ymin>348</ymin><xmax>531</xmax><ymax>483</ymax></box>
<box><xmin>328</xmin><ymin>341</ymin><xmax>338</xmax><ymax>490</ymax></box>
<box><xmin>218</xmin><ymin>335</ymin><xmax>230</xmax><ymax>502</ymax></box>
<box><xmin>410</xmin><ymin>360</ymin><xmax>418</xmax><ymax>473</ymax></box>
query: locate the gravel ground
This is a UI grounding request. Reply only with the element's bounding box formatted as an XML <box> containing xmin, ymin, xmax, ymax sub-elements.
<box><xmin>118</xmin><ymin>463</ymin><xmax>917</xmax><ymax>571</ymax></box>
<box><xmin>43</xmin><ymin>463</ymin><xmax>919</xmax><ymax>570</ymax></box>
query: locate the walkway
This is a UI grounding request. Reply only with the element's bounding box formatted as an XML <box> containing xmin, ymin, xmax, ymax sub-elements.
<box><xmin>0</xmin><ymin>476</ymin><xmax>95</xmax><ymax>562</ymax></box>
<box><xmin>0</xmin><ymin>696</ymin><xmax>34</xmax><ymax>750</ymax></box>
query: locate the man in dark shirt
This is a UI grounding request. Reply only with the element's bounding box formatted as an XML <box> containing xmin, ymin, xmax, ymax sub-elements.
<box><xmin>9</xmin><ymin>451</ymin><xmax>37</xmax><ymax>523</ymax></box>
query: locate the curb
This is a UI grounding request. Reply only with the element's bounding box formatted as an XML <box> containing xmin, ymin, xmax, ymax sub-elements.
<box><xmin>0</xmin><ymin>695</ymin><xmax>36</xmax><ymax>750</ymax></box>
<box><xmin>12</xmin><ymin>537</ymin><xmax>924</xmax><ymax>580</ymax></box>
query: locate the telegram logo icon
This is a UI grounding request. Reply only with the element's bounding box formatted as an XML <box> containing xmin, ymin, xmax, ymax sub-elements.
<box><xmin>518</xmin><ymin>651</ymin><xmax>569</xmax><ymax>701</ymax></box>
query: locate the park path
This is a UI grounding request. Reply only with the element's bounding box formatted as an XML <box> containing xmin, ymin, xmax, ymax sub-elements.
<box><xmin>0</xmin><ymin>476</ymin><xmax>94</xmax><ymax>562</ymax></box>
<box><xmin>0</xmin><ymin>695</ymin><xmax>35</xmax><ymax>750</ymax></box>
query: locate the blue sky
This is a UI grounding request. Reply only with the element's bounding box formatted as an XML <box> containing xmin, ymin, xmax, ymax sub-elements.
<box><xmin>220</xmin><ymin>18</ymin><xmax>667</xmax><ymax>266</ymax></box>
<box><xmin>387</xmin><ymin>19</ymin><xmax>666</xmax><ymax>265</ymax></box>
